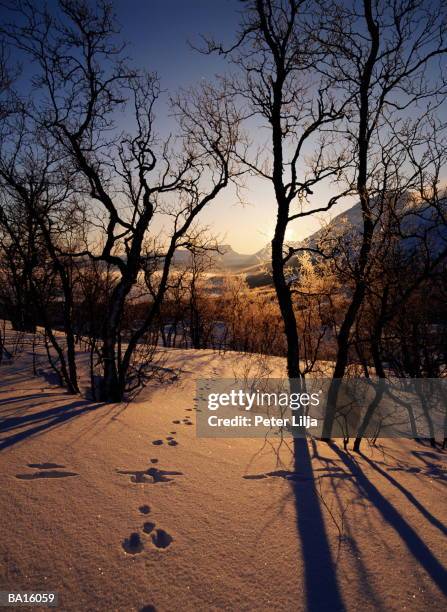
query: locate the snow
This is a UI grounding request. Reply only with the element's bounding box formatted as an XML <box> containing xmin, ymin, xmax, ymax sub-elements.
<box><xmin>0</xmin><ymin>336</ymin><xmax>446</xmax><ymax>611</ymax></box>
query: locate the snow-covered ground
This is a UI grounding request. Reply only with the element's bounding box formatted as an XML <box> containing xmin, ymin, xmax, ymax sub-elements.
<box><xmin>0</xmin><ymin>334</ymin><xmax>446</xmax><ymax>611</ymax></box>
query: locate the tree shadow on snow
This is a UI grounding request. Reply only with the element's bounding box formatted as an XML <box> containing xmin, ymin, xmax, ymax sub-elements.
<box><xmin>329</xmin><ymin>442</ymin><xmax>447</xmax><ymax>598</ymax></box>
<box><xmin>291</xmin><ymin>438</ymin><xmax>346</xmax><ymax>612</ymax></box>
<box><xmin>0</xmin><ymin>397</ymin><xmax>107</xmax><ymax>451</ymax></box>
<box><xmin>244</xmin><ymin>437</ymin><xmax>346</xmax><ymax>611</ymax></box>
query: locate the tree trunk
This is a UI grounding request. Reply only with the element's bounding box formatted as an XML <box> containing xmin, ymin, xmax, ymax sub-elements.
<box><xmin>101</xmin><ymin>280</ymin><xmax>131</xmax><ymax>402</ymax></box>
<box><xmin>353</xmin><ymin>288</ymin><xmax>388</xmax><ymax>452</ymax></box>
<box><xmin>322</xmin><ymin>0</ymin><xmax>380</xmax><ymax>440</ymax></box>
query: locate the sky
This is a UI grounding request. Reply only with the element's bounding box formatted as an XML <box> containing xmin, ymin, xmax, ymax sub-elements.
<box><xmin>3</xmin><ymin>0</ymin><xmax>445</xmax><ymax>254</ymax></box>
<box><xmin>111</xmin><ymin>0</ymin><xmax>352</xmax><ymax>254</ymax></box>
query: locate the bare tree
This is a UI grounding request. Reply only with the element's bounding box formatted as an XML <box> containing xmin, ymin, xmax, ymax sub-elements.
<box><xmin>0</xmin><ymin>43</ymin><xmax>38</xmax><ymax>334</ymax></box>
<box><xmin>355</xmin><ymin>220</ymin><xmax>447</xmax><ymax>450</ymax></box>
<box><xmin>201</xmin><ymin>0</ymin><xmax>349</xmax><ymax>383</ymax></box>
<box><xmin>0</xmin><ymin>106</ymin><xmax>85</xmax><ymax>392</ymax></box>
<box><xmin>316</xmin><ymin>0</ymin><xmax>447</xmax><ymax>438</ymax></box>
<box><xmin>2</xmin><ymin>0</ymin><xmax>241</xmax><ymax>400</ymax></box>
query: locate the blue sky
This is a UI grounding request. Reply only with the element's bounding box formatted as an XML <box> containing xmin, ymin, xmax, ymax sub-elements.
<box><xmin>3</xmin><ymin>1</ymin><xmax>445</xmax><ymax>254</ymax></box>
<box><xmin>114</xmin><ymin>0</ymin><xmax>239</xmax><ymax>90</ymax></box>
<box><xmin>112</xmin><ymin>0</ymin><xmax>348</xmax><ymax>253</ymax></box>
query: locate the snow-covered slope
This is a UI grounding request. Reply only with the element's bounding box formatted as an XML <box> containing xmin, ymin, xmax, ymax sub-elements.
<box><xmin>0</xmin><ymin>335</ymin><xmax>446</xmax><ymax>611</ymax></box>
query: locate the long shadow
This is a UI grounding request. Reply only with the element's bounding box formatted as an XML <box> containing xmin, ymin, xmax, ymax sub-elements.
<box><xmin>330</xmin><ymin>443</ymin><xmax>447</xmax><ymax>596</ymax></box>
<box><xmin>0</xmin><ymin>393</ymin><xmax>57</xmax><ymax>407</ymax></box>
<box><xmin>360</xmin><ymin>453</ymin><xmax>447</xmax><ymax>536</ymax></box>
<box><xmin>411</xmin><ymin>450</ymin><xmax>446</xmax><ymax>482</ymax></box>
<box><xmin>243</xmin><ymin>438</ymin><xmax>346</xmax><ymax>609</ymax></box>
<box><xmin>0</xmin><ymin>399</ymin><xmax>63</xmax><ymax>422</ymax></box>
<box><xmin>0</xmin><ymin>399</ymin><xmax>106</xmax><ymax>451</ymax></box>
<box><xmin>292</xmin><ymin>438</ymin><xmax>345</xmax><ymax>612</ymax></box>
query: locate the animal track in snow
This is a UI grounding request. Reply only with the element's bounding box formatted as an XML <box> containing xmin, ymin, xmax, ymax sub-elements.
<box><xmin>16</xmin><ymin>463</ymin><xmax>79</xmax><ymax>480</ymax></box>
<box><xmin>126</xmin><ymin>512</ymin><xmax>173</xmax><ymax>553</ymax></box>
<box><xmin>151</xmin><ymin>528</ymin><xmax>173</xmax><ymax>549</ymax></box>
<box><xmin>122</xmin><ymin>465</ymin><xmax>177</xmax><ymax>556</ymax></box>
<box><xmin>242</xmin><ymin>470</ymin><xmax>313</xmax><ymax>482</ymax></box>
<box><xmin>146</xmin><ymin>467</ymin><xmax>182</xmax><ymax>482</ymax></box>
<box><xmin>122</xmin><ymin>532</ymin><xmax>144</xmax><ymax>555</ymax></box>
<box><xmin>117</xmin><ymin>466</ymin><xmax>183</xmax><ymax>484</ymax></box>
<box><xmin>27</xmin><ymin>462</ymin><xmax>65</xmax><ymax>469</ymax></box>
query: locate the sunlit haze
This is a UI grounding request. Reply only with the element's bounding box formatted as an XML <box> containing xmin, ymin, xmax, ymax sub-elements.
<box><xmin>113</xmin><ymin>0</ymin><xmax>354</xmax><ymax>253</ymax></box>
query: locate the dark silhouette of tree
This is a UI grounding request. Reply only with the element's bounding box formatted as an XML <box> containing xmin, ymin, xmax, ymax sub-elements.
<box><xmin>0</xmin><ymin>109</ymin><xmax>83</xmax><ymax>392</ymax></box>
<box><xmin>315</xmin><ymin>0</ymin><xmax>447</xmax><ymax>438</ymax></box>
<box><xmin>200</xmin><ymin>0</ymin><xmax>348</xmax><ymax>381</ymax></box>
<box><xmin>2</xmin><ymin>0</ymin><xmax>241</xmax><ymax>400</ymax></box>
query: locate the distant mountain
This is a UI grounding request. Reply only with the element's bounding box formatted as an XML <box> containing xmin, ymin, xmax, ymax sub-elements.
<box><xmin>301</xmin><ymin>196</ymin><xmax>447</xmax><ymax>257</ymax></box>
<box><xmin>245</xmin><ymin>203</ymin><xmax>363</xmax><ymax>286</ymax></box>
<box><xmin>245</xmin><ymin>197</ymin><xmax>447</xmax><ymax>287</ymax></box>
<box><xmin>172</xmin><ymin>244</ymin><xmax>262</xmax><ymax>271</ymax></box>
<box><xmin>172</xmin><ymin>198</ymin><xmax>447</xmax><ymax>284</ymax></box>
<box><xmin>260</xmin><ymin>197</ymin><xmax>447</xmax><ymax>257</ymax></box>
<box><xmin>215</xmin><ymin>245</ymin><xmax>262</xmax><ymax>269</ymax></box>
<box><xmin>254</xmin><ymin>202</ymin><xmax>365</xmax><ymax>263</ymax></box>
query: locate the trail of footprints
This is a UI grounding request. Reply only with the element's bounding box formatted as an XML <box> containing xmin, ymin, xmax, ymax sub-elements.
<box><xmin>194</xmin><ymin>377</ymin><xmax>219</xmax><ymax>412</ymax></box>
<box><xmin>152</xmin><ymin>435</ymin><xmax>178</xmax><ymax>446</ymax></box>
<box><xmin>17</xmin><ymin>402</ymin><xmax>196</xmax><ymax>554</ymax></box>
<box><xmin>121</xmin><ymin>403</ymin><xmax>195</xmax><ymax>555</ymax></box>
<box><xmin>171</xmin><ymin>417</ymin><xmax>192</xmax><ymax>427</ymax></box>
<box><xmin>122</xmin><ymin>489</ymin><xmax>174</xmax><ymax>554</ymax></box>
<box><xmin>116</xmin><ymin>461</ymin><xmax>183</xmax><ymax>484</ymax></box>
<box><xmin>152</xmin><ymin>409</ymin><xmax>194</xmax><ymax>445</ymax></box>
